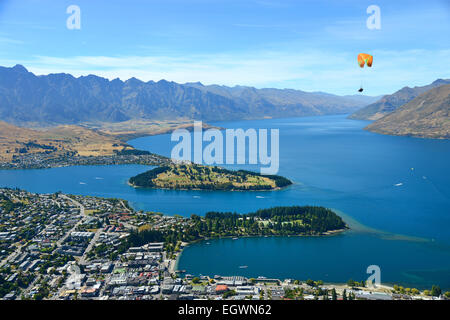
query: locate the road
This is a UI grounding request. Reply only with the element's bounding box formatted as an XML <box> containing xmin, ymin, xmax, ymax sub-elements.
<box><xmin>19</xmin><ymin>274</ymin><xmax>41</xmax><ymax>300</ymax></box>
<box><xmin>118</xmin><ymin>200</ymin><xmax>137</xmax><ymax>231</ymax></box>
<box><xmin>56</xmin><ymin>194</ymin><xmax>86</xmax><ymax>247</ymax></box>
<box><xmin>0</xmin><ymin>244</ymin><xmax>24</xmax><ymax>268</ymax></box>
<box><xmin>79</xmin><ymin>228</ymin><xmax>102</xmax><ymax>265</ymax></box>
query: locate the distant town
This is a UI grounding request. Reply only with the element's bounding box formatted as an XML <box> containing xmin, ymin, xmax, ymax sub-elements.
<box><xmin>0</xmin><ymin>150</ymin><xmax>170</xmax><ymax>170</ymax></box>
<box><xmin>0</xmin><ymin>188</ymin><xmax>447</xmax><ymax>301</ymax></box>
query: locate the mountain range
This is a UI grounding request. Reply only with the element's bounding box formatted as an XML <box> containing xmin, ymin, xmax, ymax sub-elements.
<box><xmin>0</xmin><ymin>65</ymin><xmax>378</xmax><ymax>127</ymax></box>
<box><xmin>349</xmin><ymin>79</ymin><xmax>450</xmax><ymax>120</ymax></box>
<box><xmin>365</xmin><ymin>85</ymin><xmax>450</xmax><ymax>139</ymax></box>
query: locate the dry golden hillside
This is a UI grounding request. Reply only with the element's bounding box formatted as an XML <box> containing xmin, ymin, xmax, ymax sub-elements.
<box><xmin>0</xmin><ymin>121</ymin><xmax>129</xmax><ymax>161</ymax></box>
<box><xmin>0</xmin><ymin>119</ymin><xmax>219</xmax><ymax>162</ymax></box>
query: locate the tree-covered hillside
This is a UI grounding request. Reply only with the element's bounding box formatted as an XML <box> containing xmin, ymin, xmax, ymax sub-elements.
<box><xmin>129</xmin><ymin>164</ymin><xmax>292</xmax><ymax>191</ymax></box>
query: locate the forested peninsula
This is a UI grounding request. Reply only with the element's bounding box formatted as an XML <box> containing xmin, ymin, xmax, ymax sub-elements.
<box><xmin>124</xmin><ymin>206</ymin><xmax>349</xmax><ymax>249</ymax></box>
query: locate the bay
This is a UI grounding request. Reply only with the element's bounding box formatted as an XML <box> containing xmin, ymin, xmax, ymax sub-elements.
<box><xmin>1</xmin><ymin>115</ymin><xmax>449</xmax><ymax>289</ymax></box>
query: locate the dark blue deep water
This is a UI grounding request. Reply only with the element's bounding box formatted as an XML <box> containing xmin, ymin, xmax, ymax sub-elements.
<box><xmin>1</xmin><ymin>115</ymin><xmax>449</xmax><ymax>289</ymax></box>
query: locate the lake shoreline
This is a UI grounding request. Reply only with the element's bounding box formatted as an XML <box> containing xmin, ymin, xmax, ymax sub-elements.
<box><xmin>1</xmin><ymin>115</ymin><xmax>449</xmax><ymax>290</ymax></box>
<box><xmin>174</xmin><ymin>228</ymin><xmax>350</xmax><ymax>272</ymax></box>
<box><xmin>127</xmin><ymin>180</ymin><xmax>291</xmax><ymax>192</ymax></box>
<box><xmin>172</xmin><ymin>232</ymin><xmax>403</xmax><ymax>294</ymax></box>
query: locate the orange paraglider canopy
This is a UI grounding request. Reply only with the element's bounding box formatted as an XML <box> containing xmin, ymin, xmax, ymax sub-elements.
<box><xmin>357</xmin><ymin>53</ymin><xmax>373</xmax><ymax>68</ymax></box>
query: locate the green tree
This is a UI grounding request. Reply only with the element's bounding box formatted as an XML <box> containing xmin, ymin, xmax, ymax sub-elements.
<box><xmin>347</xmin><ymin>279</ymin><xmax>355</xmax><ymax>287</ymax></box>
<box><xmin>331</xmin><ymin>288</ymin><xmax>337</xmax><ymax>300</ymax></box>
<box><xmin>431</xmin><ymin>285</ymin><xmax>441</xmax><ymax>297</ymax></box>
<box><xmin>223</xmin><ymin>290</ymin><xmax>237</xmax><ymax>299</ymax></box>
<box><xmin>411</xmin><ymin>288</ymin><xmax>420</xmax><ymax>295</ymax></box>
<box><xmin>192</xmin><ymin>277</ymin><xmax>200</xmax><ymax>284</ymax></box>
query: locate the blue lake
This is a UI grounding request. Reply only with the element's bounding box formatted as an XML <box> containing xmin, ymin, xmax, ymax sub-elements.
<box><xmin>1</xmin><ymin>115</ymin><xmax>449</xmax><ymax>289</ymax></box>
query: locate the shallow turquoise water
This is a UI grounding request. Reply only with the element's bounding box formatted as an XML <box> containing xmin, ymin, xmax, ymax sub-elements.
<box><xmin>1</xmin><ymin>115</ymin><xmax>449</xmax><ymax>289</ymax></box>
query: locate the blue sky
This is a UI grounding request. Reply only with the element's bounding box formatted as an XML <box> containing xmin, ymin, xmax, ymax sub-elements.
<box><xmin>0</xmin><ymin>0</ymin><xmax>449</xmax><ymax>95</ymax></box>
